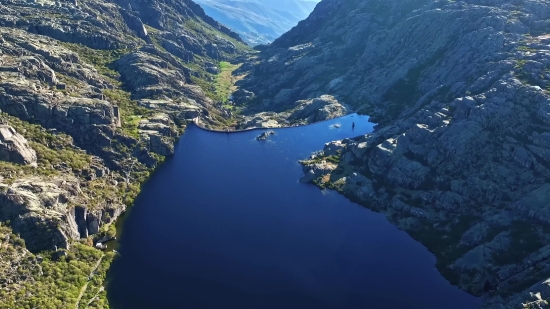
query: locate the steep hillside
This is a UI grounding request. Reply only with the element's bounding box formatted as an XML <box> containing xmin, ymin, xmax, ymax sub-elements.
<box><xmin>0</xmin><ymin>0</ymin><xmax>248</xmax><ymax>307</ymax></box>
<box><xmin>195</xmin><ymin>0</ymin><xmax>319</xmax><ymax>45</ymax></box>
<box><xmin>236</xmin><ymin>0</ymin><xmax>550</xmax><ymax>308</ymax></box>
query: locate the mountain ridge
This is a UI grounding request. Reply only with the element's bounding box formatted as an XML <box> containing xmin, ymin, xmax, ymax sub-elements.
<box><xmin>234</xmin><ymin>0</ymin><xmax>550</xmax><ymax>307</ymax></box>
<box><xmin>195</xmin><ymin>0</ymin><xmax>319</xmax><ymax>45</ymax></box>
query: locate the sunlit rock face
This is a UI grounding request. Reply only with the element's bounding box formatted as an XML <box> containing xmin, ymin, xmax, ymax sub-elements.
<box><xmin>239</xmin><ymin>0</ymin><xmax>550</xmax><ymax>307</ymax></box>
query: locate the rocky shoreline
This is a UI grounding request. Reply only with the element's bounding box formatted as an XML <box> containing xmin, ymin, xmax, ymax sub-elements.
<box><xmin>234</xmin><ymin>0</ymin><xmax>550</xmax><ymax>308</ymax></box>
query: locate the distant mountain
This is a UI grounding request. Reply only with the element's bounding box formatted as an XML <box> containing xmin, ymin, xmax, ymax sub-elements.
<box><xmin>195</xmin><ymin>0</ymin><xmax>319</xmax><ymax>45</ymax></box>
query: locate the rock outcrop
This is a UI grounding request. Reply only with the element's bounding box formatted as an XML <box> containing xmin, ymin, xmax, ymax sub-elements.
<box><xmin>0</xmin><ymin>177</ymin><xmax>124</xmax><ymax>252</ymax></box>
<box><xmin>0</xmin><ymin>125</ymin><xmax>37</xmax><ymax>165</ymax></box>
<box><xmin>239</xmin><ymin>113</ymin><xmax>281</xmax><ymax>129</ymax></box>
<box><xmin>288</xmin><ymin>95</ymin><xmax>347</xmax><ymax>123</ymax></box>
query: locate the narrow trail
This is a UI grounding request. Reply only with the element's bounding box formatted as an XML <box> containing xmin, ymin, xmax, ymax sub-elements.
<box><xmin>75</xmin><ymin>255</ymin><xmax>104</xmax><ymax>309</ymax></box>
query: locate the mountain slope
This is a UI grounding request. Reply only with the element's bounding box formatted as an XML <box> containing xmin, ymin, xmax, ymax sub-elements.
<box><xmin>0</xmin><ymin>0</ymin><xmax>248</xmax><ymax>306</ymax></box>
<box><xmin>236</xmin><ymin>0</ymin><xmax>550</xmax><ymax>307</ymax></box>
<box><xmin>195</xmin><ymin>0</ymin><xmax>319</xmax><ymax>45</ymax></box>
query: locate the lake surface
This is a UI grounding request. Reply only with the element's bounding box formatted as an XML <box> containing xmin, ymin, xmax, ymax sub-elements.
<box><xmin>107</xmin><ymin>114</ymin><xmax>481</xmax><ymax>309</ymax></box>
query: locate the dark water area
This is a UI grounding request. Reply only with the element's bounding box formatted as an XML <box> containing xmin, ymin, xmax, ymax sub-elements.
<box><xmin>107</xmin><ymin>114</ymin><xmax>481</xmax><ymax>309</ymax></box>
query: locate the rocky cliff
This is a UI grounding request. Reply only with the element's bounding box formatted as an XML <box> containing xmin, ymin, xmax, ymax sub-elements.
<box><xmin>237</xmin><ymin>0</ymin><xmax>550</xmax><ymax>308</ymax></box>
<box><xmin>0</xmin><ymin>0</ymin><xmax>248</xmax><ymax>306</ymax></box>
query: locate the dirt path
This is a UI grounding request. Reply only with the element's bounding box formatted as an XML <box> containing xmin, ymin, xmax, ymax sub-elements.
<box><xmin>75</xmin><ymin>254</ymin><xmax>104</xmax><ymax>309</ymax></box>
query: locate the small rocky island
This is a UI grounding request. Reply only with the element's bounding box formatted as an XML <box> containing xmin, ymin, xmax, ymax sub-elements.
<box><xmin>256</xmin><ymin>130</ymin><xmax>275</xmax><ymax>141</ymax></box>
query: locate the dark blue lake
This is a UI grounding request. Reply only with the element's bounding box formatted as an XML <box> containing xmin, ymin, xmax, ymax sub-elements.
<box><xmin>107</xmin><ymin>114</ymin><xmax>481</xmax><ymax>309</ymax></box>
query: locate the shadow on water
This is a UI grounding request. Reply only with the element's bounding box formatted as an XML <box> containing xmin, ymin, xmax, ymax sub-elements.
<box><xmin>107</xmin><ymin>114</ymin><xmax>481</xmax><ymax>309</ymax></box>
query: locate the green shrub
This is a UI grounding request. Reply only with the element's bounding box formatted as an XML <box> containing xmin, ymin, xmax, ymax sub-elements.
<box><xmin>0</xmin><ymin>225</ymin><xmax>114</xmax><ymax>309</ymax></box>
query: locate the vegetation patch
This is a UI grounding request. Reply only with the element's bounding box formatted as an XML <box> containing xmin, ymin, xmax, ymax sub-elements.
<box><xmin>190</xmin><ymin>75</ymin><xmax>218</xmax><ymax>101</ymax></box>
<box><xmin>61</xmin><ymin>43</ymin><xmax>129</xmax><ymax>82</ymax></box>
<box><xmin>0</xmin><ymin>112</ymin><xmax>92</xmax><ymax>179</ymax></box>
<box><xmin>381</xmin><ymin>47</ymin><xmax>449</xmax><ymax>123</ymax></box>
<box><xmin>513</xmin><ymin>59</ymin><xmax>537</xmax><ymax>85</ymax></box>
<box><xmin>102</xmin><ymin>89</ymin><xmax>153</xmax><ymax>139</ymax></box>
<box><xmin>518</xmin><ymin>45</ymin><xmax>536</xmax><ymax>53</ymax></box>
<box><xmin>215</xmin><ymin>61</ymin><xmax>241</xmax><ymax>103</ymax></box>
<box><xmin>0</xmin><ymin>223</ymin><xmax>115</xmax><ymax>309</ymax></box>
<box><xmin>492</xmin><ymin>220</ymin><xmax>544</xmax><ymax>266</ymax></box>
<box><xmin>408</xmin><ymin>215</ymin><xmax>480</xmax><ymax>286</ymax></box>
<box><xmin>301</xmin><ymin>154</ymin><xmax>341</xmax><ymax>166</ymax></box>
